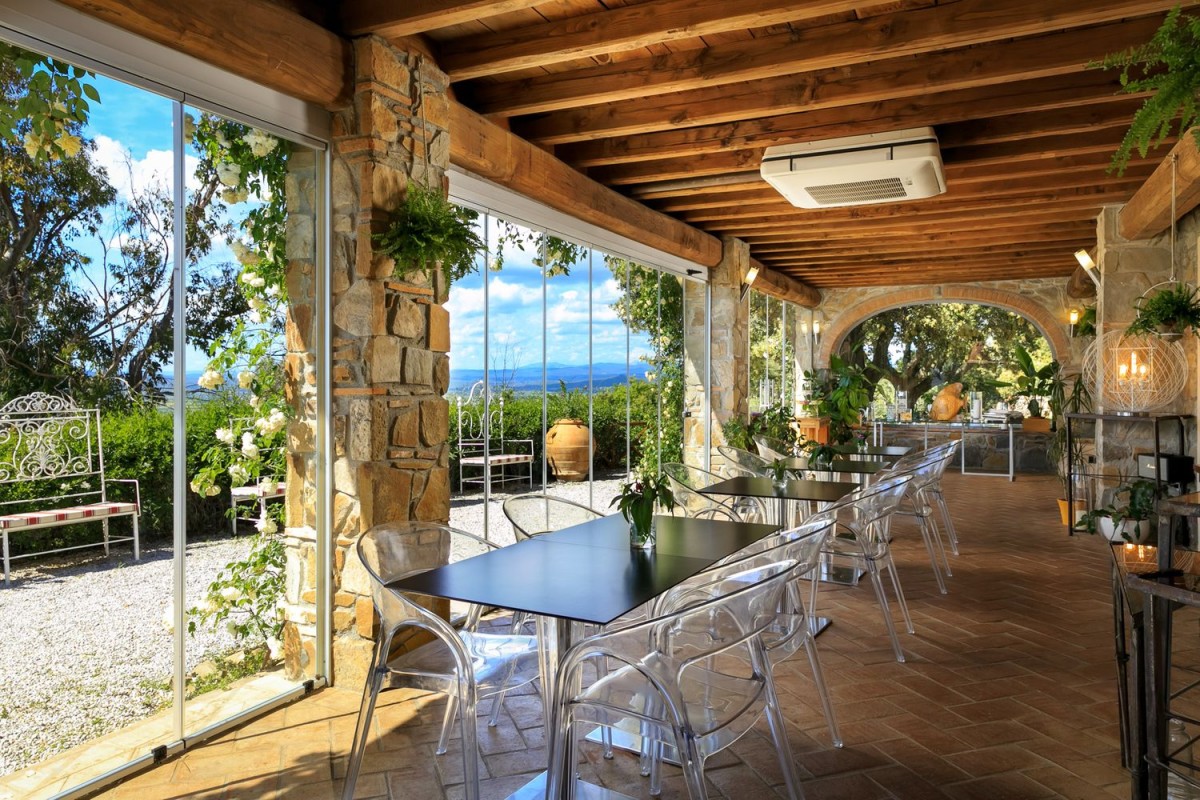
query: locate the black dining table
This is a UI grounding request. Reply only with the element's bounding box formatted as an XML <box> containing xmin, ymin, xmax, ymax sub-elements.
<box><xmin>784</xmin><ymin>456</ymin><xmax>886</xmax><ymax>483</ymax></box>
<box><xmin>700</xmin><ymin>475</ymin><xmax>857</xmax><ymax>525</ymax></box>
<box><xmin>390</xmin><ymin>513</ymin><xmax>779</xmax><ymax>800</ymax></box>
<box><xmin>832</xmin><ymin>444</ymin><xmax>913</xmax><ymax>459</ymax></box>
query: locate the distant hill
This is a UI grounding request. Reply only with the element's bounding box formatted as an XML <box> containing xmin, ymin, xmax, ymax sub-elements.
<box><xmin>449</xmin><ymin>361</ymin><xmax>649</xmax><ymax>395</ymax></box>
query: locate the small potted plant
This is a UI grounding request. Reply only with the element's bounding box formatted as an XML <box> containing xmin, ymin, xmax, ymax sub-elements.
<box><xmin>1083</xmin><ymin>478</ymin><xmax>1163</xmax><ymax>543</ymax></box>
<box><xmin>800</xmin><ymin>439</ymin><xmax>839</xmax><ymax>469</ymax></box>
<box><xmin>1012</xmin><ymin>345</ymin><xmax>1057</xmax><ymax>433</ymax></box>
<box><xmin>1126</xmin><ymin>283</ymin><xmax>1200</xmax><ymax>342</ymax></box>
<box><xmin>768</xmin><ymin>458</ymin><xmax>791</xmax><ymax>493</ymax></box>
<box><xmin>612</xmin><ymin>471</ymin><xmax>676</xmax><ymax>550</ymax></box>
<box><xmin>374</xmin><ymin>182</ymin><xmax>485</xmax><ymax>288</ymax></box>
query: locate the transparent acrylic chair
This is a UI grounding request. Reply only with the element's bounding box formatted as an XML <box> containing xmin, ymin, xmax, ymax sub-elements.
<box><xmin>716</xmin><ymin>444</ymin><xmax>772</xmax><ymax>477</ymax></box>
<box><xmin>343</xmin><ymin>522</ymin><xmax>542</xmax><ymax>800</ymax></box>
<box><xmin>753</xmin><ymin>434</ymin><xmax>796</xmax><ymax>461</ymax></box>
<box><xmin>546</xmin><ymin>558</ymin><xmax>808</xmax><ymax>800</ymax></box>
<box><xmin>809</xmin><ymin>473</ymin><xmax>916</xmax><ymax>662</ymax></box>
<box><xmin>501</xmin><ymin>492</ymin><xmax>604</xmax><ymax>542</ymax></box>
<box><xmin>906</xmin><ymin>440</ymin><xmax>962</xmax><ymax>556</ymax></box>
<box><xmin>662</xmin><ymin>461</ymin><xmax>769</xmax><ymax>523</ymax></box>
<box><xmin>664</xmin><ymin>476</ymin><xmax>741</xmax><ymax>521</ymax></box>
<box><xmin>880</xmin><ymin>446</ymin><xmax>960</xmax><ymax>594</ymax></box>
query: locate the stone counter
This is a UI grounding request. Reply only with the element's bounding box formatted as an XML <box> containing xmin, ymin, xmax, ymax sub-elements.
<box><xmin>875</xmin><ymin>423</ymin><xmax>1054</xmax><ymax>474</ymax></box>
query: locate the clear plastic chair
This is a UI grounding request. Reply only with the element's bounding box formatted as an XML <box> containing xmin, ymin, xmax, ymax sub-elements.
<box><xmin>501</xmin><ymin>492</ymin><xmax>604</xmax><ymax>541</ymax></box>
<box><xmin>665</xmin><ymin>476</ymin><xmax>741</xmax><ymax>521</ymax></box>
<box><xmin>753</xmin><ymin>434</ymin><xmax>796</xmax><ymax>461</ymax></box>
<box><xmin>809</xmin><ymin>473</ymin><xmax>916</xmax><ymax>663</ymax></box>
<box><xmin>662</xmin><ymin>462</ymin><xmax>768</xmax><ymax>523</ymax></box>
<box><xmin>546</xmin><ymin>558</ymin><xmax>808</xmax><ymax>800</ymax></box>
<box><xmin>871</xmin><ymin>449</ymin><xmax>957</xmax><ymax>595</ymax></box>
<box><xmin>717</xmin><ymin>444</ymin><xmax>772</xmax><ymax>477</ymax></box>
<box><xmin>343</xmin><ymin>522</ymin><xmax>542</xmax><ymax>800</ymax></box>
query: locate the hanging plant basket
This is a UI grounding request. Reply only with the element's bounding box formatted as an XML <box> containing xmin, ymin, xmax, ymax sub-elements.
<box><xmin>1126</xmin><ymin>281</ymin><xmax>1200</xmax><ymax>341</ymax></box>
<box><xmin>373</xmin><ymin>183</ymin><xmax>484</xmax><ymax>287</ymax></box>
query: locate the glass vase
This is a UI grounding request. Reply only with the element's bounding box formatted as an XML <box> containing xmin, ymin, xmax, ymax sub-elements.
<box><xmin>629</xmin><ymin>516</ymin><xmax>656</xmax><ymax>551</ymax></box>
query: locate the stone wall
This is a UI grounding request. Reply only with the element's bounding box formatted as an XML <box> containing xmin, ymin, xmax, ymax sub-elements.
<box><xmin>278</xmin><ymin>146</ymin><xmax>321</xmax><ymax>679</ymax></box>
<box><xmin>320</xmin><ymin>37</ymin><xmax>452</xmax><ymax>688</ymax></box>
<box><xmin>684</xmin><ymin>237</ymin><xmax>749</xmax><ymax>470</ymax></box>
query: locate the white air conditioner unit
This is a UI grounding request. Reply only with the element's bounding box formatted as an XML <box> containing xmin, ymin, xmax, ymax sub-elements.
<box><xmin>760</xmin><ymin>127</ymin><xmax>946</xmax><ymax>208</ymax></box>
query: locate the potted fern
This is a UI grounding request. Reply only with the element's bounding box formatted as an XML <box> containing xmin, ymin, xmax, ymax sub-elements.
<box><xmin>1126</xmin><ymin>283</ymin><xmax>1200</xmax><ymax>341</ymax></box>
<box><xmin>374</xmin><ymin>183</ymin><xmax>484</xmax><ymax>286</ymax></box>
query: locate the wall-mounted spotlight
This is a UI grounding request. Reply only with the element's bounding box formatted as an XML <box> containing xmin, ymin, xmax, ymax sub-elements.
<box><xmin>1074</xmin><ymin>248</ymin><xmax>1101</xmax><ymax>289</ymax></box>
<box><xmin>1068</xmin><ymin>308</ymin><xmax>1079</xmax><ymax>338</ymax></box>
<box><xmin>739</xmin><ymin>264</ymin><xmax>760</xmax><ymax>302</ymax></box>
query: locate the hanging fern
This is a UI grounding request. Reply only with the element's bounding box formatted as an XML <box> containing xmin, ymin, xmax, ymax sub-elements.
<box><xmin>374</xmin><ymin>182</ymin><xmax>485</xmax><ymax>285</ymax></box>
<box><xmin>1099</xmin><ymin>7</ymin><xmax>1200</xmax><ymax>174</ymax></box>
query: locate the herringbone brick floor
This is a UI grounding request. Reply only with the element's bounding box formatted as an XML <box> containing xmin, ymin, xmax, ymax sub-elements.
<box><xmin>99</xmin><ymin>473</ymin><xmax>1134</xmax><ymax>799</ymax></box>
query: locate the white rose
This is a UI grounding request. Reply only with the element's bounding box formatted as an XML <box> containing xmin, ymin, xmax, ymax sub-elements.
<box><xmin>215</xmin><ymin>427</ymin><xmax>235</xmax><ymax>445</ymax></box>
<box><xmin>249</xmin><ymin>395</ymin><xmax>263</xmax><ymax>410</ymax></box>
<box><xmin>214</xmin><ymin>129</ymin><xmax>230</xmax><ymax>148</ymax></box>
<box><xmin>265</xmin><ymin>285</ymin><xmax>280</xmax><ymax>298</ymax></box>
<box><xmin>216</xmin><ymin>161</ymin><xmax>241</xmax><ymax>188</ymax></box>
<box><xmin>243</xmin><ymin>129</ymin><xmax>278</xmax><ymax>158</ymax></box>
<box><xmin>238</xmin><ymin>371</ymin><xmax>255</xmax><ymax>390</ymax></box>
<box><xmin>189</xmin><ymin>479</ymin><xmax>203</xmax><ymax>495</ymax></box>
<box><xmin>248</xmin><ymin>311</ymin><xmax>263</xmax><ymax>325</ymax></box>
<box><xmin>228</xmin><ymin>463</ymin><xmax>250</xmax><ymax>485</ymax></box>
<box><xmin>262</xmin><ymin>518</ymin><xmax>278</xmax><ymax>535</ymax></box>
<box><xmin>242</xmin><ymin>441</ymin><xmax>260</xmax><ymax>459</ymax></box>
<box><xmin>219</xmin><ymin>586</ymin><xmax>243</xmax><ymax>602</ymax></box>
<box><xmin>205</xmin><ymin>485</ymin><xmax>220</xmax><ymax>497</ymax></box>
<box><xmin>225</xmin><ymin>620</ymin><xmax>239</xmax><ymax>636</ymax></box>
<box><xmin>259</xmin><ymin>479</ymin><xmax>277</xmax><ymax>495</ymax></box>
<box><xmin>197</xmin><ymin>369</ymin><xmax>224</xmax><ymax>390</ymax></box>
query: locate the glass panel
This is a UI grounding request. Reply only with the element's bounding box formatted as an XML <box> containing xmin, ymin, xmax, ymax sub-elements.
<box><xmin>622</xmin><ymin>262</ymin><xmax>658</xmax><ymax>476</ymax></box>
<box><xmin>781</xmin><ymin>302</ymin><xmax>796</xmax><ymax>411</ymax></box>
<box><xmin>592</xmin><ymin>251</ymin><xmax>629</xmax><ymax>511</ymax></box>
<box><xmin>543</xmin><ymin>236</ymin><xmax>592</xmax><ymax>505</ymax></box>
<box><xmin>748</xmin><ymin>290</ymin><xmax>769</xmax><ymax>413</ymax></box>
<box><xmin>660</xmin><ymin>274</ymin><xmax>686</xmax><ymax>472</ymax></box>
<box><xmin>447</xmin><ymin>211</ymin><xmax>489</xmax><ymax>540</ymax></box>
<box><xmin>181</xmin><ymin>105</ymin><xmax>317</xmax><ymax>735</ymax></box>
<box><xmin>0</xmin><ymin>47</ymin><xmax>179</xmax><ymax>789</ymax></box>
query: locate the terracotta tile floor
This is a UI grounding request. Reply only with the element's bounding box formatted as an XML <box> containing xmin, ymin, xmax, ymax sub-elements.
<box><xmin>97</xmin><ymin>472</ymin><xmax>1134</xmax><ymax>799</ymax></box>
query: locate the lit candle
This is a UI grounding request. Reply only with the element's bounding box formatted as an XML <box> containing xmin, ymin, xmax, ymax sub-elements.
<box><xmin>1130</xmin><ymin>351</ymin><xmax>1138</xmax><ymax>378</ymax></box>
<box><xmin>1119</xmin><ymin>363</ymin><xmax>1129</xmax><ymax>379</ymax></box>
<box><xmin>1139</xmin><ymin>363</ymin><xmax>1148</xmax><ymax>379</ymax></box>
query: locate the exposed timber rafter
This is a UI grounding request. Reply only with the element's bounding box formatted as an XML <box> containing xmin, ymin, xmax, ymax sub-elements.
<box><xmin>1120</xmin><ymin>131</ymin><xmax>1200</xmax><ymax>241</ymax></box>
<box><xmin>340</xmin><ymin>0</ymin><xmax>549</xmax><ymax>38</ymax></box>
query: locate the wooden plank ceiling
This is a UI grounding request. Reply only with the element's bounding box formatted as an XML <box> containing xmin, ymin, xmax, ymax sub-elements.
<box><xmin>342</xmin><ymin>0</ymin><xmax>1193</xmax><ymax>289</ymax></box>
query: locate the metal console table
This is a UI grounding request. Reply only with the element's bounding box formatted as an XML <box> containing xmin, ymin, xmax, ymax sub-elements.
<box><xmin>872</xmin><ymin>420</ymin><xmax>1015</xmax><ymax>480</ymax></box>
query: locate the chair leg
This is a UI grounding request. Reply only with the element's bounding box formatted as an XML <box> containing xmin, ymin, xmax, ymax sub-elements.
<box><xmin>436</xmin><ymin>693</ymin><xmax>459</xmax><ymax>755</ymax></box>
<box><xmin>342</xmin><ymin>639</ymin><xmax>387</xmax><ymax>800</ymax></box>
<box><xmin>459</xmin><ymin>682</ymin><xmax>482</xmax><ymax>800</ymax></box>
<box><xmin>803</xmin><ymin>631</ymin><xmax>842</xmax><ymax>748</ymax></box>
<box><xmin>546</xmin><ymin>704</ymin><xmax>577</xmax><ymax>800</ymax></box>
<box><xmin>759</xmin><ymin>648</ymin><xmax>807</xmax><ymax>800</ymax></box>
<box><xmin>102</xmin><ymin>519</ymin><xmax>110</xmax><ymax>556</ymax></box>
<box><xmin>917</xmin><ymin>515</ymin><xmax>947</xmax><ymax>595</ymax></box>
<box><xmin>866</xmin><ymin>561</ymin><xmax>906</xmax><ymax>663</ymax></box>
<box><xmin>132</xmin><ymin>515</ymin><xmax>140</xmax><ymax>560</ymax></box>
<box><xmin>935</xmin><ymin>490</ymin><xmax>960</xmax><ymax>556</ymax></box>
<box><xmin>883</xmin><ymin>552</ymin><xmax>916</xmax><ymax>635</ymax></box>
<box><xmin>676</xmin><ymin>734</ymin><xmax>710</xmax><ymax>800</ymax></box>
<box><xmin>2</xmin><ymin>532</ymin><xmax>8</xmax><ymax>586</ymax></box>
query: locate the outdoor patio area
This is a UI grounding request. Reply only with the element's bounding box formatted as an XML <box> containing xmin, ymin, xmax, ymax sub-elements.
<box><xmin>92</xmin><ymin>473</ymin><xmax>1133</xmax><ymax>800</ymax></box>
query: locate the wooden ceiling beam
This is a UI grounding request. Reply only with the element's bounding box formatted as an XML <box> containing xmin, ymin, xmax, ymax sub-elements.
<box><xmin>777</xmin><ymin>251</ymin><xmax>1073</xmax><ymax>273</ymax></box>
<box><xmin>447</xmin><ymin>100</ymin><xmax>725</xmax><ymax>269</ymax></box>
<box><xmin>766</xmin><ymin>236</ymin><xmax>1094</xmax><ymax>264</ymax></box>
<box><xmin>758</xmin><ymin>223</ymin><xmax>1093</xmax><ymax>252</ymax></box>
<box><xmin>795</xmin><ymin>267</ymin><xmax>1075</xmax><ymax>288</ymax></box>
<box><xmin>1120</xmin><ymin>132</ymin><xmax>1200</xmax><ymax>241</ymax></box>
<box><xmin>937</xmin><ymin>100</ymin><xmax>1144</xmax><ymax>149</ymax></box>
<box><xmin>437</xmin><ymin>0</ymin><xmax>865</xmax><ymax>82</ymax></box>
<box><xmin>517</xmin><ymin>19</ymin><xmax>1158</xmax><ymax>145</ymax></box>
<box><xmin>465</xmin><ymin>0</ymin><xmax>1185</xmax><ymax>117</ymax></box>
<box><xmin>783</xmin><ymin>260</ymin><xmax>1073</xmax><ymax>279</ymax></box>
<box><xmin>340</xmin><ymin>0</ymin><xmax>549</xmax><ymax>38</ymax></box>
<box><xmin>54</xmin><ymin>0</ymin><xmax>352</xmax><ymax>107</ymax></box>
<box><xmin>741</xmin><ymin>211</ymin><xmax>1106</xmax><ymax>241</ymax></box>
<box><xmin>559</xmin><ymin>71</ymin><xmax>1128</xmax><ymax>168</ymax></box>
<box><xmin>751</xmin><ymin>263</ymin><xmax>821</xmax><ymax>307</ymax></box>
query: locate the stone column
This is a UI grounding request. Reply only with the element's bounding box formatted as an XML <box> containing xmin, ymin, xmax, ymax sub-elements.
<box><xmin>294</xmin><ymin>37</ymin><xmax>453</xmax><ymax>688</ymax></box>
<box><xmin>683</xmin><ymin>236</ymin><xmax>749</xmax><ymax>471</ymax></box>
<box><xmin>1093</xmin><ymin>205</ymin><xmax>1195</xmax><ymax>499</ymax></box>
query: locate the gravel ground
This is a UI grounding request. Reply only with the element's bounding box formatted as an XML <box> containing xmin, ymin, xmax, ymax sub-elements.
<box><xmin>0</xmin><ymin>536</ymin><xmax>252</xmax><ymax>774</ymax></box>
<box><xmin>449</xmin><ymin>475</ymin><xmax>625</xmax><ymax>545</ymax></box>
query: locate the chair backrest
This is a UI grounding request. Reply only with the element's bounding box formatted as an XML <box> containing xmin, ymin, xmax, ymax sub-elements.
<box><xmin>717</xmin><ymin>445</ymin><xmax>771</xmax><ymax>476</ymax></box>
<box><xmin>356</xmin><ymin>521</ymin><xmax>493</xmax><ymax>638</ymax></box>
<box><xmin>502</xmin><ymin>493</ymin><xmax>604</xmax><ymax>541</ymax></box>
<box><xmin>664</xmin><ymin>476</ymin><xmax>740</xmax><ymax>521</ymax></box>
<box><xmin>456</xmin><ymin>380</ymin><xmax>509</xmax><ymax>447</ymax></box>
<box><xmin>753</xmin><ymin>435</ymin><xmax>794</xmax><ymax>461</ymax></box>
<box><xmin>830</xmin><ymin>472</ymin><xmax>914</xmax><ymax>530</ymax></box>
<box><xmin>661</xmin><ymin>462</ymin><xmax>723</xmax><ymax>490</ymax></box>
<box><xmin>718</xmin><ymin>508</ymin><xmax>836</xmax><ymax>569</ymax></box>
<box><xmin>0</xmin><ymin>393</ymin><xmax>107</xmax><ymax>510</ymax></box>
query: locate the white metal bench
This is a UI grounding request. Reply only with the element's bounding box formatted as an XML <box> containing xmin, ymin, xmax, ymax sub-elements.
<box><xmin>456</xmin><ymin>381</ymin><xmax>533</xmax><ymax>493</ymax></box>
<box><xmin>0</xmin><ymin>393</ymin><xmax>140</xmax><ymax>584</ymax></box>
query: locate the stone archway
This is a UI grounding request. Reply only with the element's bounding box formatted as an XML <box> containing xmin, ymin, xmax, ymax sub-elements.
<box><xmin>816</xmin><ymin>284</ymin><xmax>1072</xmax><ymax>369</ymax></box>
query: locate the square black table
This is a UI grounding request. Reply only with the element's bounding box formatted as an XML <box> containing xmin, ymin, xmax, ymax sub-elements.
<box><xmin>832</xmin><ymin>444</ymin><xmax>912</xmax><ymax>459</ymax></box>
<box><xmin>783</xmin><ymin>456</ymin><xmax>886</xmax><ymax>476</ymax></box>
<box><xmin>390</xmin><ymin>513</ymin><xmax>779</xmax><ymax>800</ymax></box>
<box><xmin>700</xmin><ymin>475</ymin><xmax>858</xmax><ymax>525</ymax></box>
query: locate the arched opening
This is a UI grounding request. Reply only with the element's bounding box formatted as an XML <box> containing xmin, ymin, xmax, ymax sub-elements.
<box><xmin>839</xmin><ymin>303</ymin><xmax>1054</xmax><ymax>420</ymax></box>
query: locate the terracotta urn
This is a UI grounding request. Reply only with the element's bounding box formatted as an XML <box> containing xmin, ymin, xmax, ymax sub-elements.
<box><xmin>546</xmin><ymin>418</ymin><xmax>591</xmax><ymax>481</ymax></box>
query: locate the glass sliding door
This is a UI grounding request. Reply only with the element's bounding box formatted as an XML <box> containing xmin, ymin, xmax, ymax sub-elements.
<box><xmin>0</xmin><ymin>39</ymin><xmax>328</xmax><ymax>795</ymax></box>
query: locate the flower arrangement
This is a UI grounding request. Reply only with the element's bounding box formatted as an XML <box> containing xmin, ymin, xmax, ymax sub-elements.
<box><xmin>612</xmin><ymin>472</ymin><xmax>676</xmax><ymax>549</ymax></box>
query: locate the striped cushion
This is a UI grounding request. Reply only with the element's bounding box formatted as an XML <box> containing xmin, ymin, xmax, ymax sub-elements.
<box><xmin>0</xmin><ymin>502</ymin><xmax>139</xmax><ymax>531</ymax></box>
<box><xmin>461</xmin><ymin>453</ymin><xmax>533</xmax><ymax>466</ymax></box>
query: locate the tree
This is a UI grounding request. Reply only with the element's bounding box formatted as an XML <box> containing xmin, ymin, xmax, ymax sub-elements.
<box><xmin>839</xmin><ymin>304</ymin><xmax>1049</xmax><ymax>406</ymax></box>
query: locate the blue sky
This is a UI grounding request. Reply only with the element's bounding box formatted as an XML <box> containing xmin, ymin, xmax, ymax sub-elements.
<box><xmin>74</xmin><ymin>73</ymin><xmax>658</xmax><ymax>378</ymax></box>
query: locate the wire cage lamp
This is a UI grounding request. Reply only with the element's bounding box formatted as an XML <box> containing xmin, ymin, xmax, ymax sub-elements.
<box><xmin>1083</xmin><ymin>331</ymin><xmax>1188</xmax><ymax>413</ymax></box>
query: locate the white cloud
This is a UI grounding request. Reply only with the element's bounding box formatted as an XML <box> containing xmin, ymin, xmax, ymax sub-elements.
<box><xmin>91</xmin><ymin>135</ymin><xmax>200</xmax><ymax>200</ymax></box>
